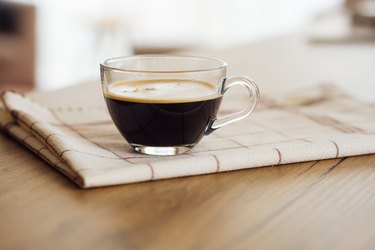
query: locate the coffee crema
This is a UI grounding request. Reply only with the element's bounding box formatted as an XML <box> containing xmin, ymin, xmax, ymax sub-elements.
<box><xmin>104</xmin><ymin>79</ymin><xmax>220</xmax><ymax>103</ymax></box>
<box><xmin>104</xmin><ymin>79</ymin><xmax>222</xmax><ymax>147</ymax></box>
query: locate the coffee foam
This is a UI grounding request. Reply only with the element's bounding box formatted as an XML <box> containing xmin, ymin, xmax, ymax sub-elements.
<box><xmin>104</xmin><ymin>79</ymin><xmax>219</xmax><ymax>103</ymax></box>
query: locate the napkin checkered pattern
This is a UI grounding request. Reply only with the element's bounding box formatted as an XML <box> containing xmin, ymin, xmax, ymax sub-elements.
<box><xmin>1</xmin><ymin>84</ymin><xmax>374</xmax><ymax>188</ymax></box>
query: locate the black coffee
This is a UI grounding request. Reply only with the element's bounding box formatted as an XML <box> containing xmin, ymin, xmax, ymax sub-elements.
<box><xmin>104</xmin><ymin>79</ymin><xmax>222</xmax><ymax>147</ymax></box>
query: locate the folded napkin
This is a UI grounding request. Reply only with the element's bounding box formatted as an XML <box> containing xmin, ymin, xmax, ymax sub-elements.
<box><xmin>0</xmin><ymin>85</ymin><xmax>374</xmax><ymax>188</ymax></box>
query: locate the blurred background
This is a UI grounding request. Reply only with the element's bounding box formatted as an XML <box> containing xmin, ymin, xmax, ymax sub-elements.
<box><xmin>1</xmin><ymin>0</ymin><xmax>374</xmax><ymax>92</ymax></box>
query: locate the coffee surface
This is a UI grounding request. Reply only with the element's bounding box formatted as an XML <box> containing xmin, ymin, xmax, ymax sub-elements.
<box><xmin>104</xmin><ymin>79</ymin><xmax>219</xmax><ymax>103</ymax></box>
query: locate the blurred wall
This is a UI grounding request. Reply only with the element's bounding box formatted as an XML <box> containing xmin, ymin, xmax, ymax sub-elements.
<box><xmin>13</xmin><ymin>0</ymin><xmax>343</xmax><ymax>90</ymax></box>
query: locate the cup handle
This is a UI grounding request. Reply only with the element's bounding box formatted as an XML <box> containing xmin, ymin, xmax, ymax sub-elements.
<box><xmin>205</xmin><ymin>76</ymin><xmax>260</xmax><ymax>135</ymax></box>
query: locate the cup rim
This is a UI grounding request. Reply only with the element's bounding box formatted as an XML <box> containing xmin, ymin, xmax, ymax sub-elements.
<box><xmin>100</xmin><ymin>54</ymin><xmax>227</xmax><ymax>73</ymax></box>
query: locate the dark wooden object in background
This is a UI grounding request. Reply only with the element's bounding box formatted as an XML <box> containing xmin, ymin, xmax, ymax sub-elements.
<box><xmin>0</xmin><ymin>2</ymin><xmax>35</xmax><ymax>92</ymax></box>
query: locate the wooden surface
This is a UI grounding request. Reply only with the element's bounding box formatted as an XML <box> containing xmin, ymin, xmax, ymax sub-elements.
<box><xmin>1</xmin><ymin>34</ymin><xmax>375</xmax><ymax>250</ymax></box>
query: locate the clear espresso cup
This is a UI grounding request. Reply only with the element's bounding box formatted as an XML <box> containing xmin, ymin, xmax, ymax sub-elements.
<box><xmin>100</xmin><ymin>55</ymin><xmax>259</xmax><ymax>156</ymax></box>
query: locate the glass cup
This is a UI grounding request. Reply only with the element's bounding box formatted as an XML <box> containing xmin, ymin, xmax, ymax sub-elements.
<box><xmin>100</xmin><ymin>55</ymin><xmax>259</xmax><ymax>156</ymax></box>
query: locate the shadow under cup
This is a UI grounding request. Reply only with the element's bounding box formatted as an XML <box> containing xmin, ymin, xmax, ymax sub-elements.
<box><xmin>100</xmin><ymin>55</ymin><xmax>259</xmax><ymax>156</ymax></box>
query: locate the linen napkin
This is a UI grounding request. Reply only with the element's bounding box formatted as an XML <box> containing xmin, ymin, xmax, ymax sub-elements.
<box><xmin>0</xmin><ymin>84</ymin><xmax>374</xmax><ymax>188</ymax></box>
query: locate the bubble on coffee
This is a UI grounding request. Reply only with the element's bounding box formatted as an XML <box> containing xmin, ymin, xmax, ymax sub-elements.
<box><xmin>105</xmin><ymin>79</ymin><xmax>219</xmax><ymax>103</ymax></box>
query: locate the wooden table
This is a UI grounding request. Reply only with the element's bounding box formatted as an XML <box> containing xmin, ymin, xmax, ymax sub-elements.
<box><xmin>1</xmin><ymin>34</ymin><xmax>375</xmax><ymax>250</ymax></box>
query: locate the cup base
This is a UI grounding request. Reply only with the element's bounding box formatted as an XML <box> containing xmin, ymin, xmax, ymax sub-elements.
<box><xmin>131</xmin><ymin>144</ymin><xmax>195</xmax><ymax>156</ymax></box>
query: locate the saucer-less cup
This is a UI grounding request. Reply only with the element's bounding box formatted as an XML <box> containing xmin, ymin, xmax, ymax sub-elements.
<box><xmin>100</xmin><ymin>55</ymin><xmax>259</xmax><ymax>156</ymax></box>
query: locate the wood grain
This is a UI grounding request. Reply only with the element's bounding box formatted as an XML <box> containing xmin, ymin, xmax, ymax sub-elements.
<box><xmin>1</xmin><ymin>34</ymin><xmax>375</xmax><ymax>250</ymax></box>
<box><xmin>1</xmin><ymin>132</ymin><xmax>375</xmax><ymax>250</ymax></box>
